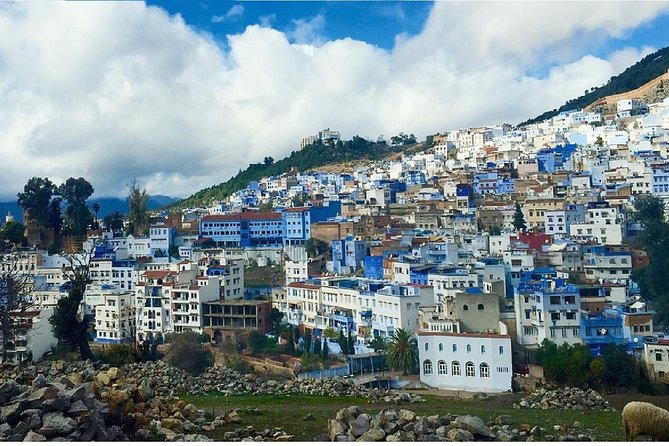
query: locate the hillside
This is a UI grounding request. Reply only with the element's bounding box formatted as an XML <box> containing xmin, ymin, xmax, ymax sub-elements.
<box><xmin>170</xmin><ymin>136</ymin><xmax>424</xmax><ymax>209</ymax></box>
<box><xmin>519</xmin><ymin>46</ymin><xmax>669</xmax><ymax>126</ymax></box>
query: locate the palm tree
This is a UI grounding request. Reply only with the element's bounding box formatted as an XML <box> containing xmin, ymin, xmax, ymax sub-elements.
<box><xmin>103</xmin><ymin>211</ymin><xmax>125</xmax><ymax>235</ymax></box>
<box><xmin>385</xmin><ymin>328</ymin><xmax>418</xmax><ymax>375</ymax></box>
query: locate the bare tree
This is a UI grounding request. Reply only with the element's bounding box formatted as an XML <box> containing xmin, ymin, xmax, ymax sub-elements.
<box><xmin>0</xmin><ymin>253</ymin><xmax>33</xmax><ymax>363</ymax></box>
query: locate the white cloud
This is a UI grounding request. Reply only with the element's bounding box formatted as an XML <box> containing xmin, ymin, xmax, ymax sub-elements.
<box><xmin>0</xmin><ymin>2</ymin><xmax>668</xmax><ymax>201</ymax></box>
<box><xmin>212</xmin><ymin>4</ymin><xmax>244</xmax><ymax>23</ymax></box>
<box><xmin>258</xmin><ymin>13</ymin><xmax>276</xmax><ymax>28</ymax></box>
<box><xmin>285</xmin><ymin>13</ymin><xmax>326</xmax><ymax>45</ymax></box>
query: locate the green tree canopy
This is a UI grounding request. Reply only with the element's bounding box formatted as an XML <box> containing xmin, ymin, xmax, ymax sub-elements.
<box><xmin>513</xmin><ymin>203</ymin><xmax>527</xmax><ymax>232</ymax></box>
<box><xmin>386</xmin><ymin>328</ymin><xmax>418</xmax><ymax>375</ymax></box>
<box><xmin>17</xmin><ymin>177</ymin><xmax>58</xmax><ymax>227</ymax></box>
<box><xmin>128</xmin><ymin>178</ymin><xmax>149</xmax><ymax>236</ymax></box>
<box><xmin>60</xmin><ymin>177</ymin><xmax>94</xmax><ymax>236</ymax></box>
<box><xmin>103</xmin><ymin>211</ymin><xmax>125</xmax><ymax>234</ymax></box>
<box><xmin>0</xmin><ymin>221</ymin><xmax>26</xmax><ymax>247</ymax></box>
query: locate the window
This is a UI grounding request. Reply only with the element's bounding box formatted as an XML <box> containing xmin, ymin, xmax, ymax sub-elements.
<box><xmin>452</xmin><ymin>344</ymin><xmax>457</xmax><ymax>352</ymax></box>
<box><xmin>656</xmin><ymin>352</ymin><xmax>663</xmax><ymax>361</ymax></box>
<box><xmin>423</xmin><ymin>360</ymin><xmax>433</xmax><ymax>375</ymax></box>
<box><xmin>438</xmin><ymin>343</ymin><xmax>443</xmax><ymax>352</ymax></box>
<box><xmin>480</xmin><ymin>362</ymin><xmax>490</xmax><ymax>378</ymax></box>
<box><xmin>466</xmin><ymin>344</ymin><xmax>472</xmax><ymax>353</ymax></box>
<box><xmin>424</xmin><ymin>343</ymin><xmax>429</xmax><ymax>352</ymax></box>
<box><xmin>452</xmin><ymin>361</ymin><xmax>461</xmax><ymax>376</ymax></box>
<box><xmin>463</xmin><ymin>304</ymin><xmax>469</xmax><ymax>311</ymax></box>
<box><xmin>466</xmin><ymin>361</ymin><xmax>475</xmax><ymax>377</ymax></box>
<box><xmin>499</xmin><ymin>345</ymin><xmax>504</xmax><ymax>354</ymax></box>
<box><xmin>477</xmin><ymin>304</ymin><xmax>485</xmax><ymax>311</ymax></box>
<box><xmin>481</xmin><ymin>345</ymin><xmax>486</xmax><ymax>354</ymax></box>
<box><xmin>438</xmin><ymin>360</ymin><xmax>447</xmax><ymax>375</ymax></box>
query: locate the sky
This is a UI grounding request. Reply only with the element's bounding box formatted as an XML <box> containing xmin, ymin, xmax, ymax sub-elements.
<box><xmin>1</xmin><ymin>1</ymin><xmax>669</xmax><ymax>202</ymax></box>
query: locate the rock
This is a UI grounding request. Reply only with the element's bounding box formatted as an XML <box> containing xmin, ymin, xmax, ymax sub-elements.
<box><xmin>496</xmin><ymin>414</ymin><xmax>514</xmax><ymax>425</ymax></box>
<box><xmin>531</xmin><ymin>426</ymin><xmax>542</xmax><ymax>437</ymax></box>
<box><xmin>96</xmin><ymin>372</ymin><xmax>111</xmax><ymax>386</ymax></box>
<box><xmin>23</xmin><ymin>431</ymin><xmax>47</xmax><ymax>442</ymax></box>
<box><xmin>66</xmin><ymin>385</ymin><xmax>87</xmax><ymax>401</ymax></box>
<box><xmin>435</xmin><ymin>426</ymin><xmax>449</xmax><ymax>437</ymax></box>
<box><xmin>303</xmin><ymin>413</ymin><xmax>316</xmax><ymax>421</ymax></box>
<box><xmin>26</xmin><ymin>387</ymin><xmax>58</xmax><ymax>409</ymax></box>
<box><xmin>52</xmin><ymin>361</ymin><xmax>65</xmax><ymax>372</ymax></box>
<box><xmin>225</xmin><ymin>410</ymin><xmax>241</xmax><ymax>423</ymax></box>
<box><xmin>356</xmin><ymin>428</ymin><xmax>385</xmax><ymax>442</ymax></box>
<box><xmin>0</xmin><ymin>381</ymin><xmax>22</xmax><ymax>405</ymax></box>
<box><xmin>0</xmin><ymin>401</ymin><xmax>25</xmax><ymax>425</ymax></box>
<box><xmin>329</xmin><ymin>419</ymin><xmax>347</xmax><ymax>441</ymax></box>
<box><xmin>349</xmin><ymin>414</ymin><xmax>371</xmax><ymax>437</ymax></box>
<box><xmin>39</xmin><ymin>412</ymin><xmax>78</xmax><ymax>437</ymax></box>
<box><xmin>412</xmin><ymin>417</ymin><xmax>430</xmax><ymax>435</ymax></box>
<box><xmin>398</xmin><ymin>409</ymin><xmax>416</xmax><ymax>423</ymax></box>
<box><xmin>454</xmin><ymin>415</ymin><xmax>492</xmax><ymax>437</ymax></box>
<box><xmin>447</xmin><ymin>428</ymin><xmax>474</xmax><ymax>441</ymax></box>
<box><xmin>106</xmin><ymin>367</ymin><xmax>123</xmax><ymax>380</ymax></box>
<box><xmin>31</xmin><ymin>375</ymin><xmax>48</xmax><ymax>389</ymax></box>
<box><xmin>573</xmin><ymin>421</ymin><xmax>582</xmax><ymax>429</ymax></box>
<box><xmin>42</xmin><ymin>396</ymin><xmax>71</xmax><ymax>412</ymax></box>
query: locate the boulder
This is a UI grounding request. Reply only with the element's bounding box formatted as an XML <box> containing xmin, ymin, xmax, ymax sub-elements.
<box><xmin>356</xmin><ymin>427</ymin><xmax>385</xmax><ymax>442</ymax></box>
<box><xmin>39</xmin><ymin>412</ymin><xmax>78</xmax><ymax>437</ymax></box>
<box><xmin>328</xmin><ymin>419</ymin><xmax>347</xmax><ymax>441</ymax></box>
<box><xmin>26</xmin><ymin>387</ymin><xmax>58</xmax><ymax>409</ymax></box>
<box><xmin>349</xmin><ymin>414</ymin><xmax>371</xmax><ymax>437</ymax></box>
<box><xmin>23</xmin><ymin>431</ymin><xmax>47</xmax><ymax>442</ymax></box>
<box><xmin>454</xmin><ymin>415</ymin><xmax>492</xmax><ymax>437</ymax></box>
<box><xmin>448</xmin><ymin>428</ymin><xmax>474</xmax><ymax>441</ymax></box>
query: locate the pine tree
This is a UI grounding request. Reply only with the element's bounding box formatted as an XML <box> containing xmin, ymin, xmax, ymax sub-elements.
<box><xmin>338</xmin><ymin>329</ymin><xmax>347</xmax><ymax>354</ymax></box>
<box><xmin>322</xmin><ymin>339</ymin><xmax>329</xmax><ymax>361</ymax></box>
<box><xmin>513</xmin><ymin>203</ymin><xmax>527</xmax><ymax>232</ymax></box>
<box><xmin>304</xmin><ymin>329</ymin><xmax>312</xmax><ymax>353</ymax></box>
<box><xmin>347</xmin><ymin>331</ymin><xmax>355</xmax><ymax>355</ymax></box>
<box><xmin>313</xmin><ymin>336</ymin><xmax>322</xmax><ymax>355</ymax></box>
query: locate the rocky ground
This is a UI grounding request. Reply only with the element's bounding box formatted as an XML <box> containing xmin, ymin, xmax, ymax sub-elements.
<box><xmin>513</xmin><ymin>386</ymin><xmax>615</xmax><ymax>411</ymax></box>
<box><xmin>0</xmin><ymin>360</ymin><xmax>425</xmax><ymax>442</ymax></box>
<box><xmin>322</xmin><ymin>406</ymin><xmax>599</xmax><ymax>442</ymax></box>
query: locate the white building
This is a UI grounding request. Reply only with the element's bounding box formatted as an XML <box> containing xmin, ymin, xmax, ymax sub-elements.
<box><xmin>93</xmin><ymin>289</ymin><xmax>137</xmax><ymax>344</ymax></box>
<box><xmin>417</xmin><ymin>330</ymin><xmax>513</xmax><ymax>393</ymax></box>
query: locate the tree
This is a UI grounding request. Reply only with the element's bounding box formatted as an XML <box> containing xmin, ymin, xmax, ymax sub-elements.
<box><xmin>92</xmin><ymin>202</ymin><xmax>101</xmax><ymax>229</ymax></box>
<box><xmin>0</xmin><ymin>221</ymin><xmax>26</xmax><ymax>247</ymax></box>
<box><xmin>313</xmin><ymin>336</ymin><xmax>321</xmax><ymax>355</ymax></box>
<box><xmin>306</xmin><ymin>238</ymin><xmax>329</xmax><ymax>259</ymax></box>
<box><xmin>128</xmin><ymin>179</ymin><xmax>149</xmax><ymax>236</ymax></box>
<box><xmin>59</xmin><ymin>177</ymin><xmax>94</xmax><ymax>237</ymax></box>
<box><xmin>303</xmin><ymin>328</ymin><xmax>312</xmax><ymax>353</ymax></box>
<box><xmin>338</xmin><ymin>329</ymin><xmax>348</xmax><ymax>355</ymax></box>
<box><xmin>0</xmin><ymin>256</ymin><xmax>32</xmax><ymax>363</ymax></box>
<box><xmin>291</xmin><ymin>192</ymin><xmax>309</xmax><ymax>208</ymax></box>
<box><xmin>249</xmin><ymin>330</ymin><xmax>269</xmax><ymax>356</ymax></box>
<box><xmin>17</xmin><ymin>177</ymin><xmax>58</xmax><ymax>227</ymax></box>
<box><xmin>601</xmin><ymin>344</ymin><xmax>637</xmax><ymax>393</ymax></box>
<box><xmin>285</xmin><ymin>330</ymin><xmax>295</xmax><ymax>355</ymax></box>
<box><xmin>630</xmin><ymin>195</ymin><xmax>669</xmax><ymax>326</ymax></box>
<box><xmin>595</xmin><ymin>136</ymin><xmax>604</xmax><ymax>146</ymax></box>
<box><xmin>164</xmin><ymin>331</ymin><xmax>214</xmax><ymax>375</ymax></box>
<box><xmin>489</xmin><ymin>226</ymin><xmax>502</xmax><ymax>236</ymax></box>
<box><xmin>103</xmin><ymin>211</ymin><xmax>125</xmax><ymax>235</ymax></box>
<box><xmin>263</xmin><ymin>156</ymin><xmax>274</xmax><ymax>166</ymax></box>
<box><xmin>321</xmin><ymin>338</ymin><xmax>329</xmax><ymax>361</ymax></box>
<box><xmin>323</xmin><ymin>326</ymin><xmax>339</xmax><ymax>340</ymax></box>
<box><xmin>347</xmin><ymin>331</ymin><xmax>355</xmax><ymax>355</ymax></box>
<box><xmin>512</xmin><ymin>203</ymin><xmax>527</xmax><ymax>232</ymax></box>
<box><xmin>369</xmin><ymin>335</ymin><xmax>387</xmax><ymax>353</ymax></box>
<box><xmin>259</xmin><ymin>201</ymin><xmax>273</xmax><ymax>212</ymax></box>
<box><xmin>49</xmin><ymin>251</ymin><xmax>95</xmax><ymax>361</ymax></box>
<box><xmin>386</xmin><ymin>328</ymin><xmax>417</xmax><ymax>375</ymax></box>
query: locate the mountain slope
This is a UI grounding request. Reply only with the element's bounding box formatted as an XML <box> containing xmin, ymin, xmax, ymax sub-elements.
<box><xmin>170</xmin><ymin>136</ymin><xmax>420</xmax><ymax>209</ymax></box>
<box><xmin>519</xmin><ymin>46</ymin><xmax>669</xmax><ymax>126</ymax></box>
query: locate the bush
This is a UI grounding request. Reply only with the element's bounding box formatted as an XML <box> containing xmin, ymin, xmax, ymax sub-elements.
<box><xmin>299</xmin><ymin>352</ymin><xmax>321</xmax><ymax>372</ymax></box>
<box><xmin>164</xmin><ymin>332</ymin><xmax>214</xmax><ymax>375</ymax></box>
<box><xmin>98</xmin><ymin>344</ymin><xmax>137</xmax><ymax>367</ymax></box>
<box><xmin>225</xmin><ymin>353</ymin><xmax>253</xmax><ymax>374</ymax></box>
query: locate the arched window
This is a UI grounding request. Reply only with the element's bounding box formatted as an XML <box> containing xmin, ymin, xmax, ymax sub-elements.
<box><xmin>438</xmin><ymin>343</ymin><xmax>444</xmax><ymax>352</ymax></box>
<box><xmin>423</xmin><ymin>360</ymin><xmax>433</xmax><ymax>375</ymax></box>
<box><xmin>499</xmin><ymin>345</ymin><xmax>504</xmax><ymax>354</ymax></box>
<box><xmin>477</xmin><ymin>303</ymin><xmax>485</xmax><ymax>311</ymax></box>
<box><xmin>452</xmin><ymin>344</ymin><xmax>457</xmax><ymax>352</ymax></box>
<box><xmin>438</xmin><ymin>360</ymin><xmax>447</xmax><ymax>375</ymax></box>
<box><xmin>480</xmin><ymin>362</ymin><xmax>490</xmax><ymax>378</ymax></box>
<box><xmin>463</xmin><ymin>304</ymin><xmax>469</xmax><ymax>311</ymax></box>
<box><xmin>466</xmin><ymin>344</ymin><xmax>471</xmax><ymax>353</ymax></box>
<box><xmin>452</xmin><ymin>361</ymin><xmax>461</xmax><ymax>376</ymax></box>
<box><xmin>481</xmin><ymin>345</ymin><xmax>486</xmax><ymax>354</ymax></box>
<box><xmin>466</xmin><ymin>361</ymin><xmax>475</xmax><ymax>377</ymax></box>
<box><xmin>424</xmin><ymin>342</ymin><xmax>429</xmax><ymax>352</ymax></box>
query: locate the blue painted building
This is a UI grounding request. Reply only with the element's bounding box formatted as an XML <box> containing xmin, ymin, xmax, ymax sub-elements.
<box><xmin>537</xmin><ymin>144</ymin><xmax>577</xmax><ymax>172</ymax></box>
<box><xmin>332</xmin><ymin>236</ymin><xmax>368</xmax><ymax>274</ymax></box>
<box><xmin>364</xmin><ymin>255</ymin><xmax>384</xmax><ymax>280</ymax></box>
<box><xmin>200</xmin><ymin>212</ymin><xmax>284</xmax><ymax>248</ymax></box>
<box><xmin>580</xmin><ymin>311</ymin><xmax>625</xmax><ymax>356</ymax></box>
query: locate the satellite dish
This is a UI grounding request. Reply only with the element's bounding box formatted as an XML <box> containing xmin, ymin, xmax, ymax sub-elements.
<box><xmin>633</xmin><ymin>337</ymin><xmax>639</xmax><ymax>344</ymax></box>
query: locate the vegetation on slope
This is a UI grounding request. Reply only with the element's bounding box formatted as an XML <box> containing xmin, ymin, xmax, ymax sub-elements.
<box><xmin>170</xmin><ymin>136</ymin><xmax>421</xmax><ymax>209</ymax></box>
<box><xmin>519</xmin><ymin>46</ymin><xmax>669</xmax><ymax>127</ymax></box>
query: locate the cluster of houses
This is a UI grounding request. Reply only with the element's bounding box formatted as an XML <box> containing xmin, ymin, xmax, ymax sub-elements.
<box><xmin>3</xmin><ymin>95</ymin><xmax>669</xmax><ymax>393</ymax></box>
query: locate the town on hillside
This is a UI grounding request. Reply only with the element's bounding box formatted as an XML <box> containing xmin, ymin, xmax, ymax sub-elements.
<box><xmin>3</xmin><ymin>94</ymin><xmax>669</xmax><ymax>440</ymax></box>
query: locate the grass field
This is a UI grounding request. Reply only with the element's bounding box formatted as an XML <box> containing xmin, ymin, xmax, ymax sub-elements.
<box><xmin>179</xmin><ymin>392</ymin><xmax>626</xmax><ymax>441</ymax></box>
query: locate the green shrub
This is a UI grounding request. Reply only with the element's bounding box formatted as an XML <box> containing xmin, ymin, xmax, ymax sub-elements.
<box><xmin>98</xmin><ymin>344</ymin><xmax>137</xmax><ymax>367</ymax></box>
<box><xmin>164</xmin><ymin>332</ymin><xmax>214</xmax><ymax>375</ymax></box>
